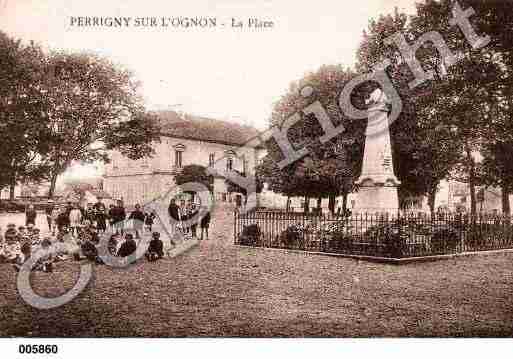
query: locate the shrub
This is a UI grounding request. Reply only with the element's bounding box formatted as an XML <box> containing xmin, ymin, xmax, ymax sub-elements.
<box><xmin>239</xmin><ymin>224</ymin><xmax>261</xmax><ymax>246</ymax></box>
<box><xmin>431</xmin><ymin>226</ymin><xmax>460</xmax><ymax>253</ymax></box>
<box><xmin>327</xmin><ymin>230</ymin><xmax>355</xmax><ymax>252</ymax></box>
<box><xmin>364</xmin><ymin>222</ymin><xmax>408</xmax><ymax>258</ymax></box>
<box><xmin>279</xmin><ymin>224</ymin><xmax>305</xmax><ymax>248</ymax></box>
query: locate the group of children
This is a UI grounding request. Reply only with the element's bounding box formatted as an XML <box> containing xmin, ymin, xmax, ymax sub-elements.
<box><xmin>0</xmin><ymin>216</ymin><xmax>166</xmax><ymax>273</ymax></box>
<box><xmin>168</xmin><ymin>199</ymin><xmax>211</xmax><ymax>240</ymax></box>
<box><xmin>44</xmin><ymin>200</ymin><xmax>158</xmax><ymax>239</ymax></box>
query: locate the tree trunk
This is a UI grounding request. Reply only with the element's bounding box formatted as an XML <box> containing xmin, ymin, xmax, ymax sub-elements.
<box><xmin>465</xmin><ymin>145</ymin><xmax>477</xmax><ymax>217</ymax></box>
<box><xmin>48</xmin><ymin>171</ymin><xmax>59</xmax><ymax>199</ymax></box>
<box><xmin>502</xmin><ymin>186</ymin><xmax>511</xmax><ymax>216</ymax></box>
<box><xmin>328</xmin><ymin>194</ymin><xmax>336</xmax><ymax>215</ymax></box>
<box><xmin>316</xmin><ymin>197</ymin><xmax>322</xmax><ymax>213</ymax></box>
<box><xmin>303</xmin><ymin>196</ymin><xmax>310</xmax><ymax>213</ymax></box>
<box><xmin>286</xmin><ymin>196</ymin><xmax>291</xmax><ymax>213</ymax></box>
<box><xmin>428</xmin><ymin>187</ymin><xmax>437</xmax><ymax>216</ymax></box>
<box><xmin>342</xmin><ymin>193</ymin><xmax>348</xmax><ymax>212</ymax></box>
<box><xmin>9</xmin><ymin>171</ymin><xmax>16</xmax><ymax>200</ymax></box>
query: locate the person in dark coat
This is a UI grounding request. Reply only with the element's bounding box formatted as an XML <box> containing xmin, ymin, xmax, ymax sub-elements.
<box><xmin>168</xmin><ymin>199</ymin><xmax>180</xmax><ymax>236</ymax></box>
<box><xmin>200</xmin><ymin>208</ymin><xmax>211</xmax><ymax>240</ymax></box>
<box><xmin>56</xmin><ymin>207</ymin><xmax>71</xmax><ymax>233</ymax></box>
<box><xmin>117</xmin><ymin>233</ymin><xmax>137</xmax><ymax>259</ymax></box>
<box><xmin>84</xmin><ymin>203</ymin><xmax>95</xmax><ymax>223</ymax></box>
<box><xmin>168</xmin><ymin>199</ymin><xmax>180</xmax><ymax>221</ymax></box>
<box><xmin>146</xmin><ymin>232</ymin><xmax>164</xmax><ymax>261</ymax></box>
<box><xmin>45</xmin><ymin>200</ymin><xmax>55</xmax><ymax>232</ymax></box>
<box><xmin>110</xmin><ymin>200</ymin><xmax>126</xmax><ymax>235</ymax></box>
<box><xmin>107</xmin><ymin>234</ymin><xmax>120</xmax><ymax>256</ymax></box>
<box><xmin>25</xmin><ymin>204</ymin><xmax>37</xmax><ymax>227</ymax></box>
<box><xmin>128</xmin><ymin>204</ymin><xmax>145</xmax><ymax>239</ymax></box>
<box><xmin>94</xmin><ymin>199</ymin><xmax>107</xmax><ymax>233</ymax></box>
<box><xmin>145</xmin><ymin>211</ymin><xmax>156</xmax><ymax>233</ymax></box>
<box><xmin>189</xmin><ymin>203</ymin><xmax>199</xmax><ymax>238</ymax></box>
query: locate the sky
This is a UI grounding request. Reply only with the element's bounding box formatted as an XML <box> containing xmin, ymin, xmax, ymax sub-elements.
<box><xmin>0</xmin><ymin>0</ymin><xmax>416</xmax><ymax>182</ymax></box>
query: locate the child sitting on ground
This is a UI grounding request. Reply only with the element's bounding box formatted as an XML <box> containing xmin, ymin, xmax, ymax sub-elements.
<box><xmin>4</xmin><ymin>224</ymin><xmax>20</xmax><ymax>263</ymax></box>
<box><xmin>108</xmin><ymin>233</ymin><xmax>120</xmax><ymax>256</ymax></box>
<box><xmin>18</xmin><ymin>225</ymin><xmax>28</xmax><ymax>240</ymax></box>
<box><xmin>146</xmin><ymin>232</ymin><xmax>164</xmax><ymax>262</ymax></box>
<box><xmin>30</xmin><ymin>228</ymin><xmax>41</xmax><ymax>247</ymax></box>
<box><xmin>117</xmin><ymin>233</ymin><xmax>137</xmax><ymax>258</ymax></box>
<box><xmin>34</xmin><ymin>237</ymin><xmax>55</xmax><ymax>273</ymax></box>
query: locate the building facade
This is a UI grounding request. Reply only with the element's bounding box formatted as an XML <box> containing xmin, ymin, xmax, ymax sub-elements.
<box><xmin>103</xmin><ymin>111</ymin><xmax>262</xmax><ymax>206</ymax></box>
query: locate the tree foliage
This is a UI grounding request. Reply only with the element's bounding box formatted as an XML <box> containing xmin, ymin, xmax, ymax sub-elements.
<box><xmin>41</xmin><ymin>51</ymin><xmax>160</xmax><ymax>197</ymax></box>
<box><xmin>0</xmin><ymin>32</ymin><xmax>52</xmax><ymax>198</ymax></box>
<box><xmin>174</xmin><ymin>164</ymin><xmax>214</xmax><ymax>192</ymax></box>
<box><xmin>258</xmin><ymin>65</ymin><xmax>365</xmax><ymax>212</ymax></box>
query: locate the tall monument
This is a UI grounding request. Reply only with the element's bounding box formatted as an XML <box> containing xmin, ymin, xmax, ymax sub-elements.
<box><xmin>353</xmin><ymin>88</ymin><xmax>400</xmax><ymax>213</ymax></box>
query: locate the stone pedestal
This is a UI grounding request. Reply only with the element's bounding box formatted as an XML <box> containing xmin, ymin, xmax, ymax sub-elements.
<box><xmin>353</xmin><ymin>105</ymin><xmax>400</xmax><ymax>214</ymax></box>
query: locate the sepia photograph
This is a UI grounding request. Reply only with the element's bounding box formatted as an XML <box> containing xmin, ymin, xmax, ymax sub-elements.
<box><xmin>0</xmin><ymin>0</ymin><xmax>512</xmax><ymax>354</ymax></box>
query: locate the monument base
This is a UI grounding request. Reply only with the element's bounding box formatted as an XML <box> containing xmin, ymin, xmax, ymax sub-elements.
<box><xmin>353</xmin><ymin>185</ymin><xmax>399</xmax><ymax>214</ymax></box>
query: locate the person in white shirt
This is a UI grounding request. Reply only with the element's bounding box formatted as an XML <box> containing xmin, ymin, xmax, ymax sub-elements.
<box><xmin>69</xmin><ymin>204</ymin><xmax>83</xmax><ymax>237</ymax></box>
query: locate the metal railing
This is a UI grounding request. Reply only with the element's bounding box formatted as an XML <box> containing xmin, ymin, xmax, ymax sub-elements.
<box><xmin>234</xmin><ymin>210</ymin><xmax>513</xmax><ymax>259</ymax></box>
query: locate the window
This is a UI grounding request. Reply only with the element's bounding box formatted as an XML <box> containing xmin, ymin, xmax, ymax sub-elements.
<box><xmin>242</xmin><ymin>155</ymin><xmax>247</xmax><ymax>175</ymax></box>
<box><xmin>225</xmin><ymin>149</ymin><xmax>236</xmax><ymax>171</ymax></box>
<box><xmin>209</xmin><ymin>153</ymin><xmax>215</xmax><ymax>167</ymax></box>
<box><xmin>175</xmin><ymin>151</ymin><xmax>183</xmax><ymax>168</ymax></box>
<box><xmin>173</xmin><ymin>144</ymin><xmax>185</xmax><ymax>168</ymax></box>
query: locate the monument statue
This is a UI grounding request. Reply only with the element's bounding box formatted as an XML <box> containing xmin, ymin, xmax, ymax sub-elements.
<box><xmin>353</xmin><ymin>87</ymin><xmax>400</xmax><ymax>214</ymax></box>
<box><xmin>366</xmin><ymin>87</ymin><xmax>389</xmax><ymax>109</ymax></box>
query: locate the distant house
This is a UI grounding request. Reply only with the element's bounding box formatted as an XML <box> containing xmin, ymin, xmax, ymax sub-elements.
<box><xmin>0</xmin><ymin>186</ymin><xmax>21</xmax><ymax>200</ymax></box>
<box><xmin>103</xmin><ymin>111</ymin><xmax>264</xmax><ymax>206</ymax></box>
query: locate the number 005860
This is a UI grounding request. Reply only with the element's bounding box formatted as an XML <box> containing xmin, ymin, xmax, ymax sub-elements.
<box><xmin>19</xmin><ymin>344</ymin><xmax>58</xmax><ymax>354</ymax></box>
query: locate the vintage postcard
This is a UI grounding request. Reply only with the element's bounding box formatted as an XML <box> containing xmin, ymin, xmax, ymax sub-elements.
<box><xmin>0</xmin><ymin>0</ymin><xmax>512</xmax><ymax>355</ymax></box>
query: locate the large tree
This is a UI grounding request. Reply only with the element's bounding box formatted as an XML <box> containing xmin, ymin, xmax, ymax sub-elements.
<box><xmin>411</xmin><ymin>0</ymin><xmax>506</xmax><ymax>216</ymax></box>
<box><xmin>0</xmin><ymin>33</ymin><xmax>52</xmax><ymax>199</ymax></box>
<box><xmin>258</xmin><ymin>65</ymin><xmax>365</xmax><ymax>214</ymax></box>
<box><xmin>41</xmin><ymin>51</ymin><xmax>160</xmax><ymax>197</ymax></box>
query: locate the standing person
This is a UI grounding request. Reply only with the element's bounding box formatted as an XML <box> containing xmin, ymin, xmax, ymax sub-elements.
<box><xmin>94</xmin><ymin>198</ymin><xmax>107</xmax><ymax>233</ymax></box>
<box><xmin>45</xmin><ymin>200</ymin><xmax>55</xmax><ymax>233</ymax></box>
<box><xmin>180</xmin><ymin>200</ymin><xmax>189</xmax><ymax>235</ymax></box>
<box><xmin>56</xmin><ymin>207</ymin><xmax>70</xmax><ymax>233</ymax></box>
<box><xmin>128</xmin><ymin>204</ymin><xmax>145</xmax><ymax>239</ymax></box>
<box><xmin>107</xmin><ymin>204</ymin><xmax>115</xmax><ymax>231</ymax></box>
<box><xmin>50</xmin><ymin>205</ymin><xmax>60</xmax><ymax>236</ymax></box>
<box><xmin>168</xmin><ymin>198</ymin><xmax>180</xmax><ymax>235</ymax></box>
<box><xmin>25</xmin><ymin>204</ymin><xmax>37</xmax><ymax>227</ymax></box>
<box><xmin>200</xmin><ymin>207</ymin><xmax>211</xmax><ymax>240</ymax></box>
<box><xmin>111</xmin><ymin>200</ymin><xmax>126</xmax><ymax>235</ymax></box>
<box><xmin>189</xmin><ymin>203</ymin><xmax>199</xmax><ymax>238</ymax></box>
<box><xmin>69</xmin><ymin>204</ymin><xmax>83</xmax><ymax>237</ymax></box>
<box><xmin>145</xmin><ymin>210</ymin><xmax>156</xmax><ymax>233</ymax></box>
<box><xmin>65</xmin><ymin>202</ymin><xmax>74</xmax><ymax>217</ymax></box>
<box><xmin>84</xmin><ymin>203</ymin><xmax>95</xmax><ymax>223</ymax></box>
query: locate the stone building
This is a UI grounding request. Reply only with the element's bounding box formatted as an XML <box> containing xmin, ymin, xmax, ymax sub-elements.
<box><xmin>103</xmin><ymin>111</ymin><xmax>262</xmax><ymax>206</ymax></box>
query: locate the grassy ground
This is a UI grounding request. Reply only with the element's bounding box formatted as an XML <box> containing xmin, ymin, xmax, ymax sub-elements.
<box><xmin>1</xmin><ymin>207</ymin><xmax>513</xmax><ymax>337</ymax></box>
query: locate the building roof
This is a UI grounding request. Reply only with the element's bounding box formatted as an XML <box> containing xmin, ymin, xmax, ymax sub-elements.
<box><xmin>154</xmin><ymin>111</ymin><xmax>262</xmax><ymax>147</ymax></box>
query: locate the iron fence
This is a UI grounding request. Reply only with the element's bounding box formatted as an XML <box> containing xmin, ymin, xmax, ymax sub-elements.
<box><xmin>234</xmin><ymin>210</ymin><xmax>513</xmax><ymax>258</ymax></box>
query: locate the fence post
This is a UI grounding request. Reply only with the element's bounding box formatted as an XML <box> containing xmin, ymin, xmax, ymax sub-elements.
<box><xmin>233</xmin><ymin>210</ymin><xmax>238</xmax><ymax>244</ymax></box>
